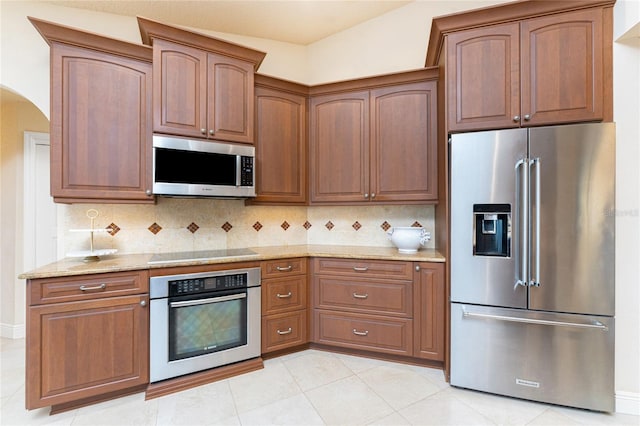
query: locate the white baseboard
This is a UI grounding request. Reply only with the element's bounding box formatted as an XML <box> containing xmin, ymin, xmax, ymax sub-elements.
<box><xmin>616</xmin><ymin>391</ymin><xmax>640</xmax><ymax>415</ymax></box>
<box><xmin>0</xmin><ymin>323</ymin><xmax>25</xmax><ymax>339</ymax></box>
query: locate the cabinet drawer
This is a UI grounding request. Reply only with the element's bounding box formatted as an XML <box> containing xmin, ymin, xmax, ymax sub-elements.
<box><xmin>28</xmin><ymin>271</ymin><xmax>149</xmax><ymax>305</ymax></box>
<box><xmin>262</xmin><ymin>310</ymin><xmax>308</xmax><ymax>353</ymax></box>
<box><xmin>314</xmin><ymin>276</ymin><xmax>412</xmax><ymax>317</ymax></box>
<box><xmin>262</xmin><ymin>258</ymin><xmax>307</xmax><ymax>279</ymax></box>
<box><xmin>262</xmin><ymin>275</ymin><xmax>307</xmax><ymax>315</ymax></box>
<box><xmin>313</xmin><ymin>310</ymin><xmax>413</xmax><ymax>356</ymax></box>
<box><xmin>313</xmin><ymin>258</ymin><xmax>412</xmax><ymax>280</ymax></box>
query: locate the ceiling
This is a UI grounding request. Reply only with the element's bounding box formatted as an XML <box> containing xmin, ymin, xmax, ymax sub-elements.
<box><xmin>42</xmin><ymin>0</ymin><xmax>413</xmax><ymax>45</ymax></box>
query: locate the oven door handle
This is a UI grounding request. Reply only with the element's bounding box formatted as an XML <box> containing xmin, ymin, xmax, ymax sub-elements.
<box><xmin>169</xmin><ymin>292</ymin><xmax>246</xmax><ymax>308</ymax></box>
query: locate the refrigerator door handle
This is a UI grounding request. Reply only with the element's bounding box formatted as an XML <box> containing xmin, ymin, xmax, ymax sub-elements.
<box><xmin>514</xmin><ymin>158</ymin><xmax>528</xmax><ymax>290</ymax></box>
<box><xmin>462</xmin><ymin>308</ymin><xmax>608</xmax><ymax>331</ymax></box>
<box><xmin>529</xmin><ymin>157</ymin><xmax>541</xmax><ymax>287</ymax></box>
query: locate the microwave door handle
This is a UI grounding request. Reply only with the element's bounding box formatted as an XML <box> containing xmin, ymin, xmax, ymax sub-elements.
<box><xmin>236</xmin><ymin>155</ymin><xmax>241</xmax><ymax>187</ymax></box>
<box><xmin>170</xmin><ymin>292</ymin><xmax>246</xmax><ymax>308</ymax></box>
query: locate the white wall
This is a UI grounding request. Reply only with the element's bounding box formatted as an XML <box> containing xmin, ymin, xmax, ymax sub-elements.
<box><xmin>613</xmin><ymin>0</ymin><xmax>640</xmax><ymax>415</ymax></box>
<box><xmin>1</xmin><ymin>0</ymin><xmax>638</xmax><ymax>414</ymax></box>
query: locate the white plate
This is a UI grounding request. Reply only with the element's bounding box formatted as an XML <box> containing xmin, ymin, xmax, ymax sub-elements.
<box><xmin>67</xmin><ymin>249</ymin><xmax>118</xmax><ymax>261</ymax></box>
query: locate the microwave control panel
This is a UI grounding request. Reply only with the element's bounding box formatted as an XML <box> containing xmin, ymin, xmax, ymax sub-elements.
<box><xmin>240</xmin><ymin>156</ymin><xmax>253</xmax><ymax>186</ymax></box>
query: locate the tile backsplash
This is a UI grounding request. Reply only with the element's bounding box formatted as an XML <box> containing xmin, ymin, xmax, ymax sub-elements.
<box><xmin>60</xmin><ymin>198</ymin><xmax>435</xmax><ymax>255</ymax></box>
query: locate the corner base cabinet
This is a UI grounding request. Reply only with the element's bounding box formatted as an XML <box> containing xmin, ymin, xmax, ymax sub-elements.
<box><xmin>25</xmin><ymin>271</ymin><xmax>149</xmax><ymax>410</ymax></box>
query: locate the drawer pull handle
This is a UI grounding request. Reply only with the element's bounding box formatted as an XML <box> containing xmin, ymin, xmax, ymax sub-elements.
<box><xmin>276</xmin><ymin>292</ymin><xmax>292</xmax><ymax>299</ymax></box>
<box><xmin>277</xmin><ymin>327</ymin><xmax>293</xmax><ymax>335</ymax></box>
<box><xmin>352</xmin><ymin>293</ymin><xmax>368</xmax><ymax>299</ymax></box>
<box><xmin>276</xmin><ymin>265</ymin><xmax>293</xmax><ymax>272</ymax></box>
<box><xmin>352</xmin><ymin>329</ymin><xmax>369</xmax><ymax>336</ymax></box>
<box><xmin>79</xmin><ymin>283</ymin><xmax>106</xmax><ymax>292</ymax></box>
<box><xmin>353</xmin><ymin>267</ymin><xmax>368</xmax><ymax>272</ymax></box>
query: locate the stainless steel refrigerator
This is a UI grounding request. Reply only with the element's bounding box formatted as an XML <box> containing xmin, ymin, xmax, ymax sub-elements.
<box><xmin>449</xmin><ymin>122</ymin><xmax>615</xmax><ymax>412</ymax></box>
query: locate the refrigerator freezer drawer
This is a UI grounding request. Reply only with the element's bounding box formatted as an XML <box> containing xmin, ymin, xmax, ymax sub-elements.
<box><xmin>450</xmin><ymin>303</ymin><xmax>614</xmax><ymax>412</ymax></box>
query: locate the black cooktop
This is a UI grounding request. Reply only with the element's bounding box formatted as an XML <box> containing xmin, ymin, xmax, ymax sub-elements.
<box><xmin>147</xmin><ymin>248</ymin><xmax>257</xmax><ymax>264</ymax></box>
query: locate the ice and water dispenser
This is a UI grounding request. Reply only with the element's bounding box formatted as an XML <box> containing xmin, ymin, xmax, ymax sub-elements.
<box><xmin>473</xmin><ymin>204</ymin><xmax>511</xmax><ymax>257</ymax></box>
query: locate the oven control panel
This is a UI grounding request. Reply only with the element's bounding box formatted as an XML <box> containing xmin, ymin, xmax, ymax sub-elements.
<box><xmin>169</xmin><ymin>273</ymin><xmax>248</xmax><ymax>296</ymax></box>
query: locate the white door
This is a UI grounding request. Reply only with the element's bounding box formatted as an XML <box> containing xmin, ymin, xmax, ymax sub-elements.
<box><xmin>23</xmin><ymin>131</ymin><xmax>57</xmax><ymax>269</ymax></box>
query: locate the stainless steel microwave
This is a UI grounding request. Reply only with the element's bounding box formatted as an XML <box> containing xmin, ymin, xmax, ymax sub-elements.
<box><xmin>152</xmin><ymin>135</ymin><xmax>255</xmax><ymax>198</ymax></box>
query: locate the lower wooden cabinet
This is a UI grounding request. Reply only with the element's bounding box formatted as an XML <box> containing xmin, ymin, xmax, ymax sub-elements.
<box><xmin>311</xmin><ymin>258</ymin><xmax>446</xmax><ymax>362</ymax></box>
<box><xmin>413</xmin><ymin>262</ymin><xmax>445</xmax><ymax>361</ymax></box>
<box><xmin>261</xmin><ymin>259</ymin><xmax>309</xmax><ymax>354</ymax></box>
<box><xmin>313</xmin><ymin>310</ymin><xmax>413</xmax><ymax>356</ymax></box>
<box><xmin>25</xmin><ymin>272</ymin><xmax>149</xmax><ymax>410</ymax></box>
<box><xmin>262</xmin><ymin>310</ymin><xmax>308</xmax><ymax>353</ymax></box>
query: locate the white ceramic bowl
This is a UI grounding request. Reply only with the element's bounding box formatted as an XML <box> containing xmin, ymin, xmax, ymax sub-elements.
<box><xmin>387</xmin><ymin>227</ymin><xmax>430</xmax><ymax>253</ymax></box>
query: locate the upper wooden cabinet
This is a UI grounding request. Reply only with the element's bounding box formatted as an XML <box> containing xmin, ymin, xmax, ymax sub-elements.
<box><xmin>309</xmin><ymin>70</ymin><xmax>438</xmax><ymax>204</ymax></box>
<box><xmin>29</xmin><ymin>18</ymin><xmax>154</xmax><ymax>204</ymax></box>
<box><xmin>310</xmin><ymin>90</ymin><xmax>370</xmax><ymax>203</ymax></box>
<box><xmin>138</xmin><ymin>17</ymin><xmax>266</xmax><ymax>144</ymax></box>
<box><xmin>253</xmin><ymin>76</ymin><xmax>308</xmax><ymax>204</ymax></box>
<box><xmin>444</xmin><ymin>5</ymin><xmax>612</xmax><ymax>132</ymax></box>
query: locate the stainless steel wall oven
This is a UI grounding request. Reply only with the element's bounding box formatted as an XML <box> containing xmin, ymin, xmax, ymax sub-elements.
<box><xmin>149</xmin><ymin>267</ymin><xmax>261</xmax><ymax>383</ymax></box>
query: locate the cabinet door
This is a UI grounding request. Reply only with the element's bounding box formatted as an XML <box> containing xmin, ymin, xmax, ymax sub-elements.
<box><xmin>310</xmin><ymin>91</ymin><xmax>370</xmax><ymax>203</ymax></box>
<box><xmin>371</xmin><ymin>82</ymin><xmax>438</xmax><ymax>202</ymax></box>
<box><xmin>254</xmin><ymin>87</ymin><xmax>307</xmax><ymax>203</ymax></box>
<box><xmin>26</xmin><ymin>295</ymin><xmax>149</xmax><ymax>409</ymax></box>
<box><xmin>520</xmin><ymin>8</ymin><xmax>603</xmax><ymax>126</ymax></box>
<box><xmin>208</xmin><ymin>53</ymin><xmax>255</xmax><ymax>144</ymax></box>
<box><xmin>447</xmin><ymin>23</ymin><xmax>520</xmax><ymax>132</ymax></box>
<box><xmin>413</xmin><ymin>262</ymin><xmax>445</xmax><ymax>361</ymax></box>
<box><xmin>153</xmin><ymin>39</ymin><xmax>207</xmax><ymax>138</ymax></box>
<box><xmin>51</xmin><ymin>43</ymin><xmax>153</xmax><ymax>203</ymax></box>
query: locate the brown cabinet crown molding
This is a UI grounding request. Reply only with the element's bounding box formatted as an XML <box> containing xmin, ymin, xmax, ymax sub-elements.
<box><xmin>425</xmin><ymin>0</ymin><xmax>616</xmax><ymax>66</ymax></box>
<box><xmin>255</xmin><ymin>74</ymin><xmax>309</xmax><ymax>97</ymax></box>
<box><xmin>309</xmin><ymin>67</ymin><xmax>439</xmax><ymax>96</ymax></box>
<box><xmin>137</xmin><ymin>16</ymin><xmax>266</xmax><ymax>71</ymax></box>
<box><xmin>28</xmin><ymin>16</ymin><xmax>152</xmax><ymax>62</ymax></box>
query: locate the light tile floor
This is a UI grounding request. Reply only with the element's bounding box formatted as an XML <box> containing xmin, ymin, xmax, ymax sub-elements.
<box><xmin>1</xmin><ymin>338</ymin><xmax>638</xmax><ymax>425</ymax></box>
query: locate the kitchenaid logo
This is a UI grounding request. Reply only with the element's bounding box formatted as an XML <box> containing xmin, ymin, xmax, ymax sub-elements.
<box><xmin>603</xmin><ymin>208</ymin><xmax>639</xmax><ymax>217</ymax></box>
<box><xmin>516</xmin><ymin>378</ymin><xmax>540</xmax><ymax>388</ymax></box>
<box><xmin>204</xmin><ymin>345</ymin><xmax>218</xmax><ymax>350</ymax></box>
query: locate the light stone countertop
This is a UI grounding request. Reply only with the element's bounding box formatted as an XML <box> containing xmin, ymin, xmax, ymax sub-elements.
<box><xmin>18</xmin><ymin>244</ymin><xmax>445</xmax><ymax>280</ymax></box>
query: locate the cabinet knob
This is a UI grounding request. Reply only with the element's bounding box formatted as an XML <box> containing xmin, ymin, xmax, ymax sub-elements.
<box><xmin>145</xmin><ymin>189</ymin><xmax>152</xmax><ymax>196</ymax></box>
<box><xmin>140</xmin><ymin>300</ymin><xmax>147</xmax><ymax>307</ymax></box>
<box><xmin>415</xmin><ymin>265</ymin><xmax>421</xmax><ymax>271</ymax></box>
<box><xmin>364</xmin><ymin>193</ymin><xmax>369</xmax><ymax>199</ymax></box>
<box><xmin>209</xmin><ymin>129</ymin><xmax>215</xmax><ymax>135</ymax></box>
<box><xmin>513</xmin><ymin>115</ymin><xmax>520</xmax><ymax>122</ymax></box>
<box><xmin>523</xmin><ymin>114</ymin><xmax>531</xmax><ymax>121</ymax></box>
<box><xmin>201</xmin><ymin>128</ymin><xmax>207</xmax><ymax>134</ymax></box>
<box><xmin>371</xmin><ymin>193</ymin><xmax>376</xmax><ymax>199</ymax></box>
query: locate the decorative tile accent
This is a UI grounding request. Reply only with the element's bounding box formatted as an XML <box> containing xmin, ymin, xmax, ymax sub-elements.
<box><xmin>281</xmin><ymin>221</ymin><xmax>290</xmax><ymax>231</ymax></box>
<box><xmin>380</xmin><ymin>221</ymin><xmax>391</xmax><ymax>232</ymax></box>
<box><xmin>412</xmin><ymin>221</ymin><xmax>423</xmax><ymax>228</ymax></box>
<box><xmin>106</xmin><ymin>223</ymin><xmax>120</xmax><ymax>236</ymax></box>
<box><xmin>148</xmin><ymin>223</ymin><xmax>162</xmax><ymax>235</ymax></box>
<box><xmin>352</xmin><ymin>221</ymin><xmax>362</xmax><ymax>231</ymax></box>
<box><xmin>187</xmin><ymin>222</ymin><xmax>199</xmax><ymax>233</ymax></box>
<box><xmin>325</xmin><ymin>221</ymin><xmax>334</xmax><ymax>230</ymax></box>
<box><xmin>253</xmin><ymin>222</ymin><xmax>263</xmax><ymax>232</ymax></box>
<box><xmin>303</xmin><ymin>221</ymin><xmax>312</xmax><ymax>230</ymax></box>
<box><xmin>221</xmin><ymin>222</ymin><xmax>233</xmax><ymax>232</ymax></box>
